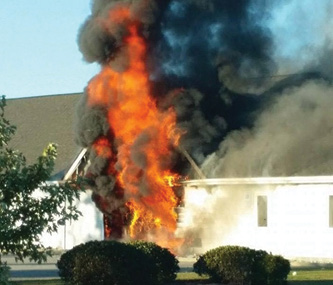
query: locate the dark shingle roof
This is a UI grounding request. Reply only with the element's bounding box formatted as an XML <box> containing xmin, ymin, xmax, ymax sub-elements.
<box><xmin>5</xmin><ymin>93</ymin><xmax>83</xmax><ymax>180</ymax></box>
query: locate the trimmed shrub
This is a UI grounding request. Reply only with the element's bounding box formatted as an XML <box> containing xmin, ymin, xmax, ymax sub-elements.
<box><xmin>73</xmin><ymin>253</ymin><xmax>115</xmax><ymax>285</ymax></box>
<box><xmin>194</xmin><ymin>246</ymin><xmax>258</xmax><ymax>284</ymax></box>
<box><xmin>56</xmin><ymin>242</ymin><xmax>87</xmax><ymax>282</ymax></box>
<box><xmin>57</xmin><ymin>240</ymin><xmax>157</xmax><ymax>285</ymax></box>
<box><xmin>264</xmin><ymin>254</ymin><xmax>290</xmax><ymax>285</ymax></box>
<box><xmin>130</xmin><ymin>240</ymin><xmax>179</xmax><ymax>284</ymax></box>
<box><xmin>193</xmin><ymin>246</ymin><xmax>290</xmax><ymax>285</ymax></box>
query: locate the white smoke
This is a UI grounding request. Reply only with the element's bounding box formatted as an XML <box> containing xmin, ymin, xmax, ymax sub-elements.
<box><xmin>202</xmin><ymin>79</ymin><xmax>333</xmax><ymax>177</ymax></box>
<box><xmin>179</xmin><ymin>185</ymin><xmax>253</xmax><ymax>254</ymax></box>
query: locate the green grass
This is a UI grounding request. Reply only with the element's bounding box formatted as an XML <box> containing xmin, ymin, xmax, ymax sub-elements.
<box><xmin>10</xmin><ymin>273</ymin><xmax>209</xmax><ymax>285</ymax></box>
<box><xmin>175</xmin><ymin>271</ymin><xmax>209</xmax><ymax>283</ymax></box>
<box><xmin>9</xmin><ymin>269</ymin><xmax>333</xmax><ymax>284</ymax></box>
<box><xmin>288</xmin><ymin>280</ymin><xmax>333</xmax><ymax>285</ymax></box>
<box><xmin>174</xmin><ymin>270</ymin><xmax>333</xmax><ymax>284</ymax></box>
<box><xmin>176</xmin><ymin>272</ymin><xmax>208</xmax><ymax>280</ymax></box>
<box><xmin>287</xmin><ymin>269</ymin><xmax>333</xmax><ymax>284</ymax></box>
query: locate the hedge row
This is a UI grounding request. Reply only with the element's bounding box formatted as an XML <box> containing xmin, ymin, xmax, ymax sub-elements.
<box><xmin>57</xmin><ymin>241</ymin><xmax>290</xmax><ymax>285</ymax></box>
<box><xmin>194</xmin><ymin>245</ymin><xmax>290</xmax><ymax>285</ymax></box>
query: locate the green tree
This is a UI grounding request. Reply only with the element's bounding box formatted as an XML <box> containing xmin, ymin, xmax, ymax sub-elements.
<box><xmin>0</xmin><ymin>96</ymin><xmax>82</xmax><ymax>265</ymax></box>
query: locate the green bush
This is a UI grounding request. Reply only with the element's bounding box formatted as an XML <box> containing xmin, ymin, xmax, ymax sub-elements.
<box><xmin>57</xmin><ymin>240</ymin><xmax>179</xmax><ymax>285</ymax></box>
<box><xmin>130</xmin><ymin>240</ymin><xmax>179</xmax><ymax>284</ymax></box>
<box><xmin>264</xmin><ymin>254</ymin><xmax>290</xmax><ymax>285</ymax></box>
<box><xmin>193</xmin><ymin>246</ymin><xmax>290</xmax><ymax>285</ymax></box>
<box><xmin>74</xmin><ymin>241</ymin><xmax>157</xmax><ymax>285</ymax></box>
<box><xmin>58</xmin><ymin>240</ymin><xmax>157</xmax><ymax>285</ymax></box>
<box><xmin>193</xmin><ymin>246</ymin><xmax>258</xmax><ymax>284</ymax></box>
<box><xmin>251</xmin><ymin>249</ymin><xmax>271</xmax><ymax>284</ymax></box>
<box><xmin>56</xmin><ymin>242</ymin><xmax>87</xmax><ymax>282</ymax></box>
<box><xmin>73</xmin><ymin>253</ymin><xmax>114</xmax><ymax>285</ymax></box>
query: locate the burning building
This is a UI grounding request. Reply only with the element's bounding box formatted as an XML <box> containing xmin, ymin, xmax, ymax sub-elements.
<box><xmin>6</xmin><ymin>0</ymin><xmax>333</xmax><ymax>258</ymax></box>
<box><xmin>6</xmin><ymin>91</ymin><xmax>333</xmax><ymax>261</ymax></box>
<box><xmin>74</xmin><ymin>0</ymin><xmax>276</xmax><ymax>248</ymax></box>
<box><xmin>73</xmin><ymin>0</ymin><xmax>333</xmax><ymax>255</ymax></box>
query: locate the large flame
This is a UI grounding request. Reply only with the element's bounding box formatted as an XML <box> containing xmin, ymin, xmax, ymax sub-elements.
<box><xmin>86</xmin><ymin>6</ymin><xmax>182</xmax><ymax>248</ymax></box>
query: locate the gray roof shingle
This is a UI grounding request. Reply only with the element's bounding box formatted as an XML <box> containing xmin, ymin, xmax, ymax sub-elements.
<box><xmin>5</xmin><ymin>93</ymin><xmax>83</xmax><ymax>180</ymax></box>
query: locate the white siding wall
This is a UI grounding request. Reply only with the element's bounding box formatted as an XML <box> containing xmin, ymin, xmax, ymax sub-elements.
<box><xmin>40</xmin><ymin>190</ymin><xmax>104</xmax><ymax>250</ymax></box>
<box><xmin>182</xmin><ymin>182</ymin><xmax>333</xmax><ymax>261</ymax></box>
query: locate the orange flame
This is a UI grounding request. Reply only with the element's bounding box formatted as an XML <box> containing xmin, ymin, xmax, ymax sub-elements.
<box><xmin>87</xmin><ymin>6</ymin><xmax>183</xmax><ymax>249</ymax></box>
<box><xmin>93</xmin><ymin>137</ymin><xmax>112</xmax><ymax>158</ymax></box>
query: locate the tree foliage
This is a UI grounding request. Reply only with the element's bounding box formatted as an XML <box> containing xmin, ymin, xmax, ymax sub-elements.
<box><xmin>0</xmin><ymin>96</ymin><xmax>82</xmax><ymax>263</ymax></box>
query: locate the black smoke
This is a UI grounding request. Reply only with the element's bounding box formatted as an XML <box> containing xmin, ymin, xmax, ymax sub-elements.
<box><xmin>149</xmin><ymin>0</ymin><xmax>277</xmax><ymax>163</ymax></box>
<box><xmin>76</xmin><ymin>0</ymin><xmax>277</xmax><ymax>168</ymax></box>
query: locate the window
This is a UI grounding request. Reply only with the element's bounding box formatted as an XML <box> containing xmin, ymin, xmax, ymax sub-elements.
<box><xmin>257</xmin><ymin>195</ymin><xmax>267</xmax><ymax>227</ymax></box>
<box><xmin>329</xmin><ymin>196</ymin><xmax>333</xmax><ymax>228</ymax></box>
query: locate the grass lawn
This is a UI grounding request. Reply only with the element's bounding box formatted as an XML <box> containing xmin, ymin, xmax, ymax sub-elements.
<box><xmin>287</xmin><ymin>268</ymin><xmax>333</xmax><ymax>284</ymax></box>
<box><xmin>175</xmin><ymin>270</ymin><xmax>333</xmax><ymax>284</ymax></box>
<box><xmin>10</xmin><ymin>269</ymin><xmax>333</xmax><ymax>284</ymax></box>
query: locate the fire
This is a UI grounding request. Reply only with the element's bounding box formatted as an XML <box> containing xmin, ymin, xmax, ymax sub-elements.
<box><xmin>93</xmin><ymin>137</ymin><xmax>112</xmax><ymax>158</ymax></box>
<box><xmin>164</xmin><ymin>173</ymin><xmax>182</xmax><ymax>187</ymax></box>
<box><xmin>86</xmin><ymin>5</ymin><xmax>183</xmax><ymax>248</ymax></box>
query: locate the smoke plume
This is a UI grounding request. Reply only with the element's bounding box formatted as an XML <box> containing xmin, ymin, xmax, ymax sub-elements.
<box><xmin>202</xmin><ymin>79</ymin><xmax>333</xmax><ymax>177</ymax></box>
<box><xmin>201</xmin><ymin>0</ymin><xmax>333</xmax><ymax>177</ymax></box>
<box><xmin>184</xmin><ymin>0</ymin><xmax>333</xmax><ymax>254</ymax></box>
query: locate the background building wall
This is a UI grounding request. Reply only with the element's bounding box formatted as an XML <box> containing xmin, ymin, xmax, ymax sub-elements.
<box><xmin>39</xmin><ymin>190</ymin><xmax>103</xmax><ymax>250</ymax></box>
<box><xmin>181</xmin><ymin>180</ymin><xmax>333</xmax><ymax>261</ymax></box>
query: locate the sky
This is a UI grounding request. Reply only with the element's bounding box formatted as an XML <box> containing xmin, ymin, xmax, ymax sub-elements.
<box><xmin>0</xmin><ymin>0</ymin><xmax>99</xmax><ymax>99</ymax></box>
<box><xmin>0</xmin><ymin>0</ymin><xmax>332</xmax><ymax>99</ymax></box>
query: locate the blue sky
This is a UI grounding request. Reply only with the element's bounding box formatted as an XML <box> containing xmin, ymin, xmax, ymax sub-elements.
<box><xmin>0</xmin><ymin>0</ymin><xmax>99</xmax><ymax>98</ymax></box>
<box><xmin>0</xmin><ymin>1</ymin><xmax>331</xmax><ymax>99</ymax></box>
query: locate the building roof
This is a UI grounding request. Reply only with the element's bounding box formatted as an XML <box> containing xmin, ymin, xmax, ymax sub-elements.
<box><xmin>5</xmin><ymin>93</ymin><xmax>83</xmax><ymax>180</ymax></box>
<box><xmin>184</xmin><ymin>176</ymin><xmax>333</xmax><ymax>187</ymax></box>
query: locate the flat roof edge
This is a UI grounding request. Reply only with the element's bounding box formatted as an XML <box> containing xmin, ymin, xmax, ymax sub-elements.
<box><xmin>183</xmin><ymin>176</ymin><xmax>333</xmax><ymax>186</ymax></box>
<box><xmin>6</xmin><ymin>92</ymin><xmax>82</xmax><ymax>101</ymax></box>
